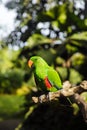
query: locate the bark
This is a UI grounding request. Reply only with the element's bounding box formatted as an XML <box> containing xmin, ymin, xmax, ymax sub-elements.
<box><xmin>19</xmin><ymin>80</ymin><xmax>87</xmax><ymax>130</ymax></box>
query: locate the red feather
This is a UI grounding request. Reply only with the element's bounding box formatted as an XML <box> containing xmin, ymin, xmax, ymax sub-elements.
<box><xmin>44</xmin><ymin>77</ymin><xmax>52</xmax><ymax>89</ymax></box>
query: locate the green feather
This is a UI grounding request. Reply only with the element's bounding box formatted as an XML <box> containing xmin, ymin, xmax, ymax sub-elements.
<box><xmin>47</xmin><ymin>68</ymin><xmax>62</xmax><ymax>91</ymax></box>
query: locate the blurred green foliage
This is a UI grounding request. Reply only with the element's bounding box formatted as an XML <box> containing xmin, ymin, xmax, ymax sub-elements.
<box><xmin>0</xmin><ymin>95</ymin><xmax>25</xmax><ymax>120</ymax></box>
<box><xmin>0</xmin><ymin>0</ymin><xmax>87</xmax><ymax>125</ymax></box>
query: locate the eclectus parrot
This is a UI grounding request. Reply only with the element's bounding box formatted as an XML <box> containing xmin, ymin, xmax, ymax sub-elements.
<box><xmin>28</xmin><ymin>56</ymin><xmax>62</xmax><ymax>92</ymax></box>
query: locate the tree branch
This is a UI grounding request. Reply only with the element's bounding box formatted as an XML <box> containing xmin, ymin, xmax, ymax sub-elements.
<box><xmin>32</xmin><ymin>80</ymin><xmax>87</xmax><ymax>122</ymax></box>
<box><xmin>32</xmin><ymin>81</ymin><xmax>87</xmax><ymax>103</ymax></box>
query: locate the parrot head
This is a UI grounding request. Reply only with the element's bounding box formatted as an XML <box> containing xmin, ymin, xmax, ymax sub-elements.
<box><xmin>28</xmin><ymin>56</ymin><xmax>48</xmax><ymax>69</ymax></box>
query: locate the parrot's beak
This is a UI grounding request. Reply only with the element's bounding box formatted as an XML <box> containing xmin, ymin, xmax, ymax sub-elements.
<box><xmin>28</xmin><ymin>60</ymin><xmax>33</xmax><ymax>68</ymax></box>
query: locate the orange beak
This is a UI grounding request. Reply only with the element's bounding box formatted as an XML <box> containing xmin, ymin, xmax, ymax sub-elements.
<box><xmin>28</xmin><ymin>60</ymin><xmax>33</xmax><ymax>68</ymax></box>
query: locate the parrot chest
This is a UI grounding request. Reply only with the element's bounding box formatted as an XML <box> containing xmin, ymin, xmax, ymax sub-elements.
<box><xmin>34</xmin><ymin>68</ymin><xmax>48</xmax><ymax>90</ymax></box>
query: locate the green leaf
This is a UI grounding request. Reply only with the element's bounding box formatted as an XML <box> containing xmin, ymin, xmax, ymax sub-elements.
<box><xmin>27</xmin><ymin>34</ymin><xmax>52</xmax><ymax>48</ymax></box>
<box><xmin>56</xmin><ymin>67</ymin><xmax>68</xmax><ymax>81</ymax></box>
<box><xmin>80</xmin><ymin>92</ymin><xmax>87</xmax><ymax>102</ymax></box>
<box><xmin>66</xmin><ymin>32</ymin><xmax>87</xmax><ymax>52</ymax></box>
<box><xmin>71</xmin><ymin>53</ymin><xmax>85</xmax><ymax>67</ymax></box>
<box><xmin>69</xmin><ymin>32</ymin><xmax>87</xmax><ymax>41</ymax></box>
<box><xmin>66</xmin><ymin>43</ymin><xmax>79</xmax><ymax>54</ymax></box>
<box><xmin>38</xmin><ymin>4</ymin><xmax>67</xmax><ymax>23</ymax></box>
<box><xmin>68</xmin><ymin>12</ymin><xmax>87</xmax><ymax>30</ymax></box>
<box><xmin>69</xmin><ymin>68</ymin><xmax>83</xmax><ymax>84</ymax></box>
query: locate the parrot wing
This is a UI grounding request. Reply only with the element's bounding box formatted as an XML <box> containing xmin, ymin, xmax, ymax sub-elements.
<box><xmin>44</xmin><ymin>67</ymin><xmax>62</xmax><ymax>91</ymax></box>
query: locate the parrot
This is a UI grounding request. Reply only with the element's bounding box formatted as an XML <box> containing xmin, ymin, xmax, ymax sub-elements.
<box><xmin>28</xmin><ymin>56</ymin><xmax>62</xmax><ymax>92</ymax></box>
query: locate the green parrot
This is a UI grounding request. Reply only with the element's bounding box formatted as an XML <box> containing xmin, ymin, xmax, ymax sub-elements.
<box><xmin>28</xmin><ymin>56</ymin><xmax>62</xmax><ymax>92</ymax></box>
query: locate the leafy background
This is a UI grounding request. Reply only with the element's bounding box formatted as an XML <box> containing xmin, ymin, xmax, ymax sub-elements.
<box><xmin>0</xmin><ymin>0</ymin><xmax>87</xmax><ymax>130</ymax></box>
